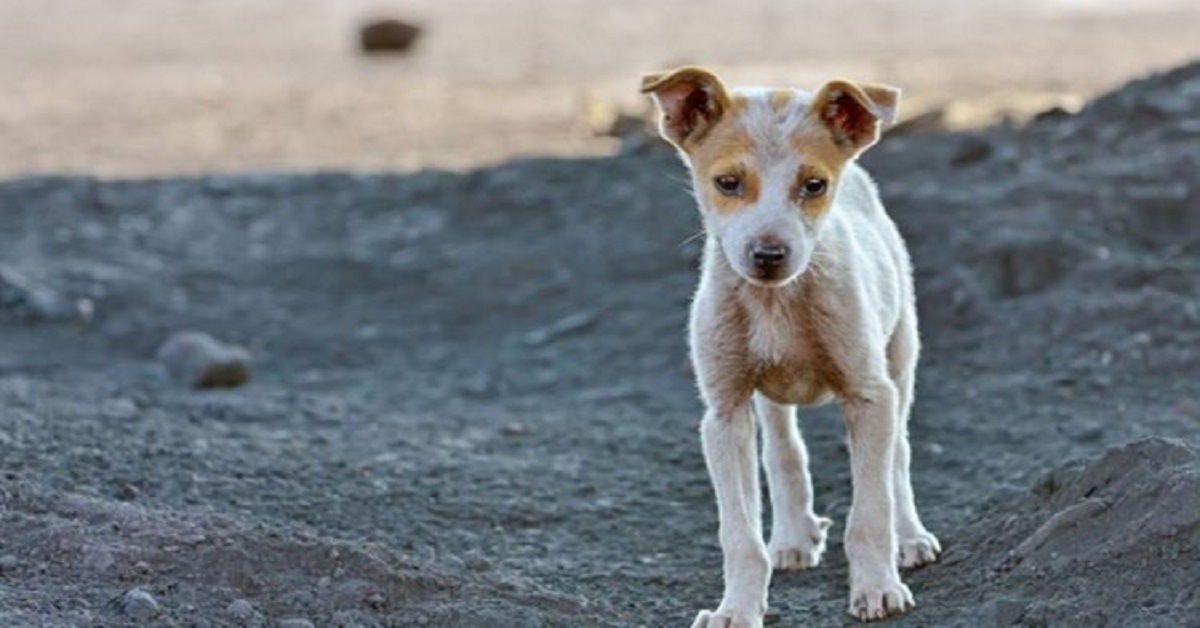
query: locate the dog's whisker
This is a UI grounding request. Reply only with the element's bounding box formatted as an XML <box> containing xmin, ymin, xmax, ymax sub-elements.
<box><xmin>679</xmin><ymin>229</ymin><xmax>707</xmax><ymax>248</ymax></box>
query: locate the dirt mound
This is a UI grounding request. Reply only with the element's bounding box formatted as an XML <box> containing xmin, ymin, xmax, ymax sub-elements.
<box><xmin>0</xmin><ymin>62</ymin><xmax>1198</xmax><ymax>625</ymax></box>
<box><xmin>0</xmin><ymin>482</ymin><xmax>595</xmax><ymax>626</ymax></box>
<box><xmin>923</xmin><ymin>438</ymin><xmax>1200</xmax><ymax>626</ymax></box>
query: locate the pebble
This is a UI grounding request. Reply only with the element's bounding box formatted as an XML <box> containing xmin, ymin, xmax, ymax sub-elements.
<box><xmin>502</xmin><ymin>421</ymin><xmax>529</xmax><ymax>437</ymax></box>
<box><xmin>156</xmin><ymin>331</ymin><xmax>251</xmax><ymax>389</ymax></box>
<box><xmin>359</xmin><ymin>19</ymin><xmax>422</xmax><ymax>54</ymax></box>
<box><xmin>950</xmin><ymin>136</ymin><xmax>993</xmax><ymax>167</ymax></box>
<box><xmin>364</xmin><ymin>591</ymin><xmax>387</xmax><ymax>610</ymax></box>
<box><xmin>279</xmin><ymin>620</ymin><xmax>316</xmax><ymax>628</ymax></box>
<box><xmin>227</xmin><ymin>598</ymin><xmax>255</xmax><ymax>620</ymax></box>
<box><xmin>0</xmin><ymin>264</ymin><xmax>93</xmax><ymax>322</ymax></box>
<box><xmin>0</xmin><ymin>554</ymin><xmax>18</xmax><ymax>574</ymax></box>
<box><xmin>122</xmin><ymin>587</ymin><xmax>160</xmax><ymax>621</ymax></box>
<box><xmin>987</xmin><ymin>598</ymin><xmax>1027</xmax><ymax>626</ymax></box>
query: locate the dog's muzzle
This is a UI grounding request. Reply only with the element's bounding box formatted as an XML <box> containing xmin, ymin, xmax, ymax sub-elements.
<box><xmin>747</xmin><ymin>238</ymin><xmax>790</xmax><ymax>281</ymax></box>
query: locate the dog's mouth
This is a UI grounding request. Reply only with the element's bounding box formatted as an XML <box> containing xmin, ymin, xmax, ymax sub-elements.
<box><xmin>741</xmin><ymin>270</ymin><xmax>800</xmax><ymax>288</ymax></box>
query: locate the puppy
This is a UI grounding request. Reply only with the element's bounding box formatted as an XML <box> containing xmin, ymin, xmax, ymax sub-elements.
<box><xmin>641</xmin><ymin>67</ymin><xmax>940</xmax><ymax>625</ymax></box>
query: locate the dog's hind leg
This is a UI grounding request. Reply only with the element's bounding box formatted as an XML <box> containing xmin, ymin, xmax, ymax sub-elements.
<box><xmin>755</xmin><ymin>393</ymin><xmax>832</xmax><ymax>571</ymax></box>
<box><xmin>693</xmin><ymin>404</ymin><xmax>771</xmax><ymax>628</ymax></box>
<box><xmin>887</xmin><ymin>313</ymin><xmax>941</xmax><ymax>569</ymax></box>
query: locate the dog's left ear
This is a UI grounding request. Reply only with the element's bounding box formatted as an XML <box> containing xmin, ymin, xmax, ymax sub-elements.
<box><xmin>811</xmin><ymin>80</ymin><xmax>900</xmax><ymax>152</ymax></box>
<box><xmin>640</xmin><ymin>66</ymin><xmax>732</xmax><ymax>149</ymax></box>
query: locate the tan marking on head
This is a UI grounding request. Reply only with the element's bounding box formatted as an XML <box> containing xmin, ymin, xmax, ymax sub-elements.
<box><xmin>768</xmin><ymin>89</ymin><xmax>794</xmax><ymax>112</ymax></box>
<box><xmin>790</xmin><ymin>127</ymin><xmax>851</xmax><ymax>220</ymax></box>
<box><xmin>690</xmin><ymin>122</ymin><xmax>761</xmax><ymax>214</ymax></box>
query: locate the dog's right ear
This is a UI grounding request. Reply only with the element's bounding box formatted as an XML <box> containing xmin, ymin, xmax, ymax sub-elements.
<box><xmin>640</xmin><ymin>66</ymin><xmax>731</xmax><ymax>149</ymax></box>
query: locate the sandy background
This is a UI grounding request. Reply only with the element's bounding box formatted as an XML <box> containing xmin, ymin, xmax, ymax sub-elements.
<box><xmin>1</xmin><ymin>0</ymin><xmax>1199</xmax><ymax>177</ymax></box>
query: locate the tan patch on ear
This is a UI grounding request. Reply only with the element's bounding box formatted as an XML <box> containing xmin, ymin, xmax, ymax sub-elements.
<box><xmin>640</xmin><ymin>66</ymin><xmax>732</xmax><ymax>148</ymax></box>
<box><xmin>810</xmin><ymin>79</ymin><xmax>901</xmax><ymax>150</ymax></box>
<box><xmin>857</xmin><ymin>83</ymin><xmax>900</xmax><ymax>125</ymax></box>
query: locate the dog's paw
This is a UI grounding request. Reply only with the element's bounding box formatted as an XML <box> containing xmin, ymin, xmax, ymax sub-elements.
<box><xmin>848</xmin><ymin>578</ymin><xmax>914</xmax><ymax>622</ymax></box>
<box><xmin>898</xmin><ymin>530</ymin><xmax>941</xmax><ymax>569</ymax></box>
<box><xmin>691</xmin><ymin>609</ymin><xmax>763</xmax><ymax>628</ymax></box>
<box><xmin>767</xmin><ymin>514</ymin><xmax>832</xmax><ymax>571</ymax></box>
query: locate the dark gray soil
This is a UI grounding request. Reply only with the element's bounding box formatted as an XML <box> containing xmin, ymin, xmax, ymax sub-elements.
<box><xmin>2</xmin><ymin>63</ymin><xmax>1199</xmax><ymax>627</ymax></box>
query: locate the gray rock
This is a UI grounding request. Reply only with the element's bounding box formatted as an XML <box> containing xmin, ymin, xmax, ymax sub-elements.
<box><xmin>227</xmin><ymin>598</ymin><xmax>255</xmax><ymax>620</ymax></box>
<box><xmin>278</xmin><ymin>620</ymin><xmax>316</xmax><ymax>628</ymax></box>
<box><xmin>121</xmin><ymin>587</ymin><xmax>160</xmax><ymax>621</ymax></box>
<box><xmin>986</xmin><ymin>598</ymin><xmax>1027</xmax><ymax>626</ymax></box>
<box><xmin>156</xmin><ymin>331</ymin><xmax>251</xmax><ymax>389</ymax></box>
<box><xmin>950</xmin><ymin>136</ymin><xmax>993</xmax><ymax>167</ymax></box>
<box><xmin>0</xmin><ymin>264</ymin><xmax>93</xmax><ymax>322</ymax></box>
<box><xmin>0</xmin><ymin>554</ymin><xmax>18</xmax><ymax>574</ymax></box>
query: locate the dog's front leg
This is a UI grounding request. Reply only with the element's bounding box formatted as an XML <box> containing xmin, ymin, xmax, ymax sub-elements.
<box><xmin>842</xmin><ymin>381</ymin><xmax>913</xmax><ymax>622</ymax></box>
<box><xmin>693</xmin><ymin>404</ymin><xmax>771</xmax><ymax>628</ymax></box>
<box><xmin>756</xmin><ymin>394</ymin><xmax>833</xmax><ymax>571</ymax></box>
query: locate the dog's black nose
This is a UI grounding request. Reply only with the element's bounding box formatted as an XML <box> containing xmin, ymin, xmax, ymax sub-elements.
<box><xmin>749</xmin><ymin>240</ymin><xmax>789</xmax><ymax>272</ymax></box>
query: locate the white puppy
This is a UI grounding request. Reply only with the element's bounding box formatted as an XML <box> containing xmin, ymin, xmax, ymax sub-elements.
<box><xmin>641</xmin><ymin>67</ymin><xmax>941</xmax><ymax>625</ymax></box>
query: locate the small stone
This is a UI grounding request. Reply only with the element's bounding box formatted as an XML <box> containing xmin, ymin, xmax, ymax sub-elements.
<box><xmin>987</xmin><ymin>598</ymin><xmax>1027</xmax><ymax>626</ymax></box>
<box><xmin>156</xmin><ymin>331</ymin><xmax>251</xmax><ymax>389</ymax></box>
<box><xmin>950</xmin><ymin>136</ymin><xmax>993</xmax><ymax>167</ymax></box>
<box><xmin>0</xmin><ymin>264</ymin><xmax>93</xmax><ymax>322</ymax></box>
<box><xmin>279</xmin><ymin>620</ymin><xmax>316</xmax><ymax>628</ymax></box>
<box><xmin>101</xmin><ymin>397</ymin><xmax>140</xmax><ymax>420</ymax></box>
<box><xmin>0</xmin><ymin>554</ymin><xmax>18</xmax><ymax>574</ymax></box>
<box><xmin>364</xmin><ymin>591</ymin><xmax>387</xmax><ymax>611</ymax></box>
<box><xmin>227</xmin><ymin>598</ymin><xmax>255</xmax><ymax>620</ymax></box>
<box><xmin>122</xmin><ymin>587</ymin><xmax>160</xmax><ymax>621</ymax></box>
<box><xmin>115</xmin><ymin>482</ymin><xmax>140</xmax><ymax>501</ymax></box>
<box><xmin>359</xmin><ymin>19</ymin><xmax>422</xmax><ymax>54</ymax></box>
<box><xmin>502</xmin><ymin>421</ymin><xmax>528</xmax><ymax>437</ymax></box>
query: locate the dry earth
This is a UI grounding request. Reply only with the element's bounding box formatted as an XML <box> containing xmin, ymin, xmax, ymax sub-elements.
<box><xmin>2</xmin><ymin>1</ymin><xmax>1200</xmax><ymax>626</ymax></box>
<box><xmin>2</xmin><ymin>58</ymin><xmax>1199</xmax><ymax>626</ymax></box>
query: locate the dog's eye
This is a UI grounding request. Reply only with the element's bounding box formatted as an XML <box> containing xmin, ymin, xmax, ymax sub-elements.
<box><xmin>799</xmin><ymin>177</ymin><xmax>827</xmax><ymax>199</ymax></box>
<box><xmin>713</xmin><ymin>175</ymin><xmax>743</xmax><ymax>197</ymax></box>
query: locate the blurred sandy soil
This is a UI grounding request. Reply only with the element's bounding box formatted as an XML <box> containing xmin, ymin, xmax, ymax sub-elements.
<box><xmin>1</xmin><ymin>0</ymin><xmax>1198</xmax><ymax>177</ymax></box>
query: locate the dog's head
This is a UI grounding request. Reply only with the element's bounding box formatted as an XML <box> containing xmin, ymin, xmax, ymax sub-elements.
<box><xmin>642</xmin><ymin>67</ymin><xmax>899</xmax><ymax>287</ymax></box>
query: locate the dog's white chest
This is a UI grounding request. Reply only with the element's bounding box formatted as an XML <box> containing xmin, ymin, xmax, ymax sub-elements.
<box><xmin>743</xmin><ymin>291</ymin><xmax>839</xmax><ymax>406</ymax></box>
<box><xmin>748</xmin><ymin>312</ymin><xmax>795</xmax><ymax>365</ymax></box>
<box><xmin>745</xmin><ymin>296</ymin><xmax>800</xmax><ymax>364</ymax></box>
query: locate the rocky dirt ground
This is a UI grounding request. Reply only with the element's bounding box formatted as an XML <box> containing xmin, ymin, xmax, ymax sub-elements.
<box><xmin>2</xmin><ymin>53</ymin><xmax>1200</xmax><ymax>626</ymax></box>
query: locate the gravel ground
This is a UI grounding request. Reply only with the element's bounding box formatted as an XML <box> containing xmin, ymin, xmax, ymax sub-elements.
<box><xmin>1</xmin><ymin>61</ymin><xmax>1199</xmax><ymax>626</ymax></box>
